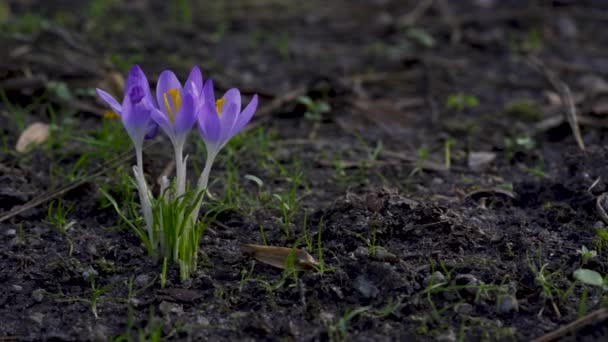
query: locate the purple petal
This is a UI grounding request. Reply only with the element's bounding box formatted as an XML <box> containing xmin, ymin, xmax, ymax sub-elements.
<box><xmin>156</xmin><ymin>70</ymin><xmax>182</xmax><ymax>115</ymax></box>
<box><xmin>129</xmin><ymin>86</ymin><xmax>145</xmax><ymax>103</ymax></box>
<box><xmin>174</xmin><ymin>93</ymin><xmax>196</xmax><ymax>136</ymax></box>
<box><xmin>202</xmin><ymin>79</ymin><xmax>216</xmax><ymax>106</ymax></box>
<box><xmin>123</xmin><ymin>94</ymin><xmax>152</xmax><ymax>129</ymax></box>
<box><xmin>145</xmin><ymin>122</ymin><xmax>159</xmax><ymax>139</ymax></box>
<box><xmin>185</xmin><ymin>66</ymin><xmax>203</xmax><ymax>95</ymax></box>
<box><xmin>198</xmin><ymin>100</ymin><xmax>221</xmax><ymax>144</ymax></box>
<box><xmin>96</xmin><ymin>88</ymin><xmax>122</xmax><ymax>115</ymax></box>
<box><xmin>219</xmin><ymin>102</ymin><xmax>239</xmax><ymax>142</ymax></box>
<box><xmin>234</xmin><ymin>94</ymin><xmax>258</xmax><ymax>133</ymax></box>
<box><xmin>151</xmin><ymin>107</ymin><xmax>175</xmax><ymax>141</ymax></box>
<box><xmin>126</xmin><ymin>65</ymin><xmax>154</xmax><ymax>106</ymax></box>
<box><xmin>123</xmin><ymin>99</ymin><xmax>152</xmax><ymax>146</ymax></box>
<box><xmin>222</xmin><ymin>88</ymin><xmax>241</xmax><ymax>112</ymax></box>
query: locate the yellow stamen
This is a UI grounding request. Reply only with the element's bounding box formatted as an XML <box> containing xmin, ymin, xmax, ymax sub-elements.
<box><xmin>216</xmin><ymin>98</ymin><xmax>225</xmax><ymax>115</ymax></box>
<box><xmin>163</xmin><ymin>88</ymin><xmax>182</xmax><ymax>123</ymax></box>
<box><xmin>168</xmin><ymin>89</ymin><xmax>182</xmax><ymax>111</ymax></box>
<box><xmin>103</xmin><ymin>110</ymin><xmax>119</xmax><ymax>119</ymax></box>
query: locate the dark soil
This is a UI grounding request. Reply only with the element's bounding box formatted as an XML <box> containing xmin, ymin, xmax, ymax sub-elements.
<box><xmin>1</xmin><ymin>1</ymin><xmax>608</xmax><ymax>341</ymax></box>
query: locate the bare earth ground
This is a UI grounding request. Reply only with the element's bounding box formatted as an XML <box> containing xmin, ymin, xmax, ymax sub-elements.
<box><xmin>1</xmin><ymin>0</ymin><xmax>608</xmax><ymax>341</ymax></box>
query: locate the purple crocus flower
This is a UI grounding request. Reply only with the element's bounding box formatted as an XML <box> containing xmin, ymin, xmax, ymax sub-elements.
<box><xmin>96</xmin><ymin>65</ymin><xmax>158</xmax><ymax>242</ymax></box>
<box><xmin>150</xmin><ymin>66</ymin><xmax>202</xmax><ymax>147</ymax></box>
<box><xmin>197</xmin><ymin>79</ymin><xmax>258</xmax><ymax>154</ymax></box>
<box><xmin>96</xmin><ymin>65</ymin><xmax>158</xmax><ymax>149</ymax></box>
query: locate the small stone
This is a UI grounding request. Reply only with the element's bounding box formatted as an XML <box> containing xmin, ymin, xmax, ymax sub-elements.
<box><xmin>32</xmin><ymin>288</ymin><xmax>44</xmax><ymax>302</ymax></box>
<box><xmin>354</xmin><ymin>275</ymin><xmax>379</xmax><ymax>298</ymax></box>
<box><xmin>197</xmin><ymin>316</ymin><xmax>210</xmax><ymax>327</ymax></box>
<box><xmin>29</xmin><ymin>312</ymin><xmax>44</xmax><ymax>326</ymax></box>
<box><xmin>452</xmin><ymin>274</ymin><xmax>481</xmax><ymax>295</ymax></box>
<box><xmin>580</xmin><ymin>75</ymin><xmax>608</xmax><ymax>96</ymax></box>
<box><xmin>134</xmin><ymin>274</ymin><xmax>152</xmax><ymax>288</ymax></box>
<box><xmin>431</xmin><ymin>177</ymin><xmax>445</xmax><ymax>185</ymax></box>
<box><xmin>371</xmin><ymin>248</ymin><xmax>399</xmax><ymax>263</ymax></box>
<box><xmin>319</xmin><ymin>311</ymin><xmax>335</xmax><ymax>324</ymax></box>
<box><xmin>159</xmin><ymin>301</ymin><xmax>184</xmax><ymax>316</ymax></box>
<box><xmin>593</xmin><ymin>221</ymin><xmax>605</xmax><ymax>229</ymax></box>
<box><xmin>497</xmin><ymin>295</ymin><xmax>519</xmax><ymax>314</ymax></box>
<box><xmin>86</xmin><ymin>243</ymin><xmax>99</xmax><ymax>257</ymax></box>
<box><xmin>365</xmin><ymin>193</ymin><xmax>384</xmax><ymax>212</ymax></box>
<box><xmin>454</xmin><ymin>303</ymin><xmax>473</xmax><ymax>315</ymax></box>
<box><xmin>5</xmin><ymin>229</ymin><xmax>16</xmax><ymax>237</ymax></box>
<box><xmin>424</xmin><ymin>271</ymin><xmax>446</xmax><ymax>287</ymax></box>
<box><xmin>330</xmin><ymin>285</ymin><xmax>345</xmax><ymax>299</ymax></box>
<box><xmin>353</xmin><ymin>246</ymin><xmax>370</xmax><ymax>259</ymax></box>
<box><xmin>82</xmin><ymin>267</ymin><xmax>98</xmax><ymax>280</ymax></box>
<box><xmin>468</xmin><ymin>151</ymin><xmax>496</xmax><ymax>171</ymax></box>
<box><xmin>92</xmin><ymin>324</ymin><xmax>108</xmax><ymax>342</ymax></box>
<box><xmin>12</xmin><ymin>284</ymin><xmax>22</xmax><ymax>292</ymax></box>
<box><xmin>437</xmin><ymin>328</ymin><xmax>456</xmax><ymax>342</ymax></box>
<box><xmin>555</xmin><ymin>15</ymin><xmax>577</xmax><ymax>38</ymax></box>
<box><xmin>128</xmin><ymin>298</ymin><xmax>141</xmax><ymax>306</ymax></box>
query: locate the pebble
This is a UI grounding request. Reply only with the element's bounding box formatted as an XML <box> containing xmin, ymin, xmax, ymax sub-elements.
<box><xmin>354</xmin><ymin>275</ymin><xmax>379</xmax><ymax>298</ymax></box>
<box><xmin>5</xmin><ymin>229</ymin><xmax>16</xmax><ymax>237</ymax></box>
<box><xmin>424</xmin><ymin>271</ymin><xmax>446</xmax><ymax>287</ymax></box>
<box><xmin>29</xmin><ymin>312</ymin><xmax>44</xmax><ymax>326</ymax></box>
<box><xmin>32</xmin><ymin>288</ymin><xmax>45</xmax><ymax>302</ymax></box>
<box><xmin>12</xmin><ymin>284</ymin><xmax>22</xmax><ymax>292</ymax></box>
<box><xmin>555</xmin><ymin>15</ymin><xmax>577</xmax><ymax>38</ymax></box>
<box><xmin>468</xmin><ymin>151</ymin><xmax>496</xmax><ymax>171</ymax></box>
<box><xmin>319</xmin><ymin>311</ymin><xmax>335</xmax><ymax>324</ymax></box>
<box><xmin>431</xmin><ymin>177</ymin><xmax>445</xmax><ymax>185</ymax></box>
<box><xmin>371</xmin><ymin>248</ymin><xmax>399</xmax><ymax>263</ymax></box>
<box><xmin>497</xmin><ymin>295</ymin><xmax>519</xmax><ymax>314</ymax></box>
<box><xmin>82</xmin><ymin>267</ymin><xmax>98</xmax><ymax>280</ymax></box>
<box><xmin>134</xmin><ymin>274</ymin><xmax>152</xmax><ymax>288</ymax></box>
<box><xmin>159</xmin><ymin>301</ymin><xmax>184</xmax><ymax>316</ymax></box>
<box><xmin>354</xmin><ymin>246</ymin><xmax>370</xmax><ymax>259</ymax></box>
<box><xmin>454</xmin><ymin>303</ymin><xmax>473</xmax><ymax>315</ymax></box>
<box><xmin>437</xmin><ymin>328</ymin><xmax>456</xmax><ymax>342</ymax></box>
<box><xmin>86</xmin><ymin>243</ymin><xmax>99</xmax><ymax>257</ymax></box>
<box><xmin>197</xmin><ymin>316</ymin><xmax>210</xmax><ymax>327</ymax></box>
<box><xmin>452</xmin><ymin>274</ymin><xmax>481</xmax><ymax>295</ymax></box>
<box><xmin>92</xmin><ymin>324</ymin><xmax>108</xmax><ymax>342</ymax></box>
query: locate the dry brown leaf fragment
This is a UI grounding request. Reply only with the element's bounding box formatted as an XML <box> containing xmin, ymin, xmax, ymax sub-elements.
<box><xmin>468</xmin><ymin>151</ymin><xmax>496</xmax><ymax>171</ymax></box>
<box><xmin>241</xmin><ymin>244</ymin><xmax>319</xmax><ymax>271</ymax></box>
<box><xmin>106</xmin><ymin>71</ymin><xmax>125</xmax><ymax>98</ymax></box>
<box><xmin>16</xmin><ymin>122</ymin><xmax>50</xmax><ymax>153</ymax></box>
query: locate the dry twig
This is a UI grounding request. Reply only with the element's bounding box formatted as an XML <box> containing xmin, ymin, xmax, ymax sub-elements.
<box><xmin>531</xmin><ymin>308</ymin><xmax>608</xmax><ymax>342</ymax></box>
<box><xmin>529</xmin><ymin>57</ymin><xmax>585</xmax><ymax>152</ymax></box>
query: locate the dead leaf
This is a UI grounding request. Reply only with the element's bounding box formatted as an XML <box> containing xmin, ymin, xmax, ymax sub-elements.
<box><xmin>241</xmin><ymin>244</ymin><xmax>319</xmax><ymax>270</ymax></box>
<box><xmin>464</xmin><ymin>188</ymin><xmax>516</xmax><ymax>201</ymax></box>
<box><xmin>106</xmin><ymin>71</ymin><xmax>125</xmax><ymax>98</ymax></box>
<box><xmin>16</xmin><ymin>122</ymin><xmax>49</xmax><ymax>153</ymax></box>
<box><xmin>468</xmin><ymin>151</ymin><xmax>496</xmax><ymax>171</ymax></box>
<box><xmin>591</xmin><ymin>98</ymin><xmax>608</xmax><ymax>115</ymax></box>
<box><xmin>579</xmin><ymin>75</ymin><xmax>608</xmax><ymax>96</ymax></box>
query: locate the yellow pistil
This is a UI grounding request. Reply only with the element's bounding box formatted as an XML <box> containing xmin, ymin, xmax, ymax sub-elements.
<box><xmin>163</xmin><ymin>89</ymin><xmax>182</xmax><ymax>123</ymax></box>
<box><xmin>215</xmin><ymin>98</ymin><xmax>225</xmax><ymax>116</ymax></box>
<box><xmin>103</xmin><ymin>110</ymin><xmax>119</xmax><ymax>119</ymax></box>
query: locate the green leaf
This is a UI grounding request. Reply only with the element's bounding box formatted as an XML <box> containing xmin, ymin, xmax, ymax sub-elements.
<box><xmin>573</xmin><ymin>269</ymin><xmax>604</xmax><ymax>287</ymax></box>
<box><xmin>244</xmin><ymin>174</ymin><xmax>264</xmax><ymax>188</ymax></box>
<box><xmin>407</xmin><ymin>28</ymin><xmax>435</xmax><ymax>48</ymax></box>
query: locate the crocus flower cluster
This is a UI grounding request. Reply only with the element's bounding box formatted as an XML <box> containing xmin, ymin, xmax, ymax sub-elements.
<box><xmin>97</xmin><ymin>65</ymin><xmax>258</xmax><ymax>279</ymax></box>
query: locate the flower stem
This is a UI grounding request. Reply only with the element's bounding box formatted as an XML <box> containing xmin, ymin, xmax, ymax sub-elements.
<box><xmin>135</xmin><ymin>147</ymin><xmax>154</xmax><ymax>250</ymax></box>
<box><xmin>174</xmin><ymin>142</ymin><xmax>186</xmax><ymax>198</ymax></box>
<box><xmin>191</xmin><ymin>150</ymin><xmax>217</xmax><ymax>222</ymax></box>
